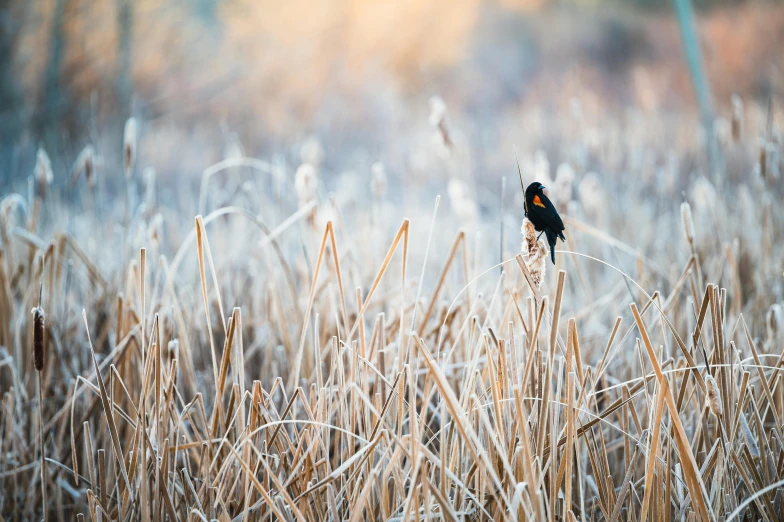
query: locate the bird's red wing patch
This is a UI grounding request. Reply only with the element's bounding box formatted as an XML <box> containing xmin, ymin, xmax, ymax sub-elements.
<box><xmin>532</xmin><ymin>195</ymin><xmax>546</xmax><ymax>208</ymax></box>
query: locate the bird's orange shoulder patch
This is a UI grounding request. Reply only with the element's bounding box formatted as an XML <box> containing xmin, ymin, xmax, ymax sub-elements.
<box><xmin>532</xmin><ymin>195</ymin><xmax>546</xmax><ymax>208</ymax></box>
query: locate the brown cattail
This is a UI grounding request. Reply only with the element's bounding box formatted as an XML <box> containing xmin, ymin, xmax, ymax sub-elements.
<box><xmin>521</xmin><ymin>218</ymin><xmax>547</xmax><ymax>288</ymax></box>
<box><xmin>704</xmin><ymin>374</ymin><xmax>722</xmax><ymax>417</ymax></box>
<box><xmin>730</xmin><ymin>94</ymin><xmax>743</xmax><ymax>142</ymax></box>
<box><xmin>123</xmin><ymin>117</ymin><xmax>137</xmax><ymax>177</ymax></box>
<box><xmin>767</xmin><ymin>304</ymin><xmax>782</xmax><ymax>344</ymax></box>
<box><xmin>31</xmin><ymin>306</ymin><xmax>45</xmax><ymax>372</ymax></box>
<box><xmin>760</xmin><ymin>141</ymin><xmax>768</xmax><ymax>179</ymax></box>
<box><xmin>680</xmin><ymin>201</ymin><xmax>695</xmax><ymax>248</ymax></box>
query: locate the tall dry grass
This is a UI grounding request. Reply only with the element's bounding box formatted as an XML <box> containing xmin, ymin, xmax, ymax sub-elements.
<box><xmin>1</xmin><ymin>100</ymin><xmax>784</xmax><ymax>521</ymax></box>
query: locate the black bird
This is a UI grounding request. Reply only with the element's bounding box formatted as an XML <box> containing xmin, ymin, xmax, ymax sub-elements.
<box><xmin>524</xmin><ymin>182</ymin><xmax>566</xmax><ymax>264</ymax></box>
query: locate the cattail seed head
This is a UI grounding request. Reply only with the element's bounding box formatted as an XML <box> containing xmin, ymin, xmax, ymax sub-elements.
<box><xmin>31</xmin><ymin>306</ymin><xmax>45</xmax><ymax>372</ymax></box>
<box><xmin>554</xmin><ymin>162</ymin><xmax>575</xmax><ymax>207</ymax></box>
<box><xmin>767</xmin><ymin>304</ymin><xmax>782</xmax><ymax>342</ymax></box>
<box><xmin>148</xmin><ymin>213</ymin><xmax>164</xmax><ymax>247</ymax></box>
<box><xmin>294</xmin><ymin>163</ymin><xmax>318</xmax><ymax>225</ymax></box>
<box><xmin>371</xmin><ymin>162</ymin><xmax>387</xmax><ymax>200</ymax></box>
<box><xmin>72</xmin><ymin>145</ymin><xmax>95</xmax><ymax>187</ymax></box>
<box><xmin>521</xmin><ymin>218</ymin><xmax>547</xmax><ymax>288</ymax></box>
<box><xmin>680</xmin><ymin>201</ymin><xmax>695</xmax><ymax>247</ymax></box>
<box><xmin>578</xmin><ymin>172</ymin><xmax>602</xmax><ymax>217</ymax></box>
<box><xmin>428</xmin><ymin>95</ymin><xmax>447</xmax><ymax>127</ymax></box>
<box><xmin>123</xmin><ymin>117</ymin><xmax>137</xmax><ymax>177</ymax></box>
<box><xmin>731</xmin><ymin>94</ymin><xmax>743</xmax><ymax>142</ymax></box>
<box><xmin>447</xmin><ymin>178</ymin><xmax>478</xmax><ymax>227</ymax></box>
<box><xmin>168</xmin><ymin>339</ymin><xmax>179</xmax><ymax>362</ymax></box>
<box><xmin>704</xmin><ymin>374</ymin><xmax>722</xmax><ymax>417</ymax></box>
<box><xmin>428</xmin><ymin>95</ymin><xmax>452</xmax><ymax>148</ymax></box>
<box><xmin>34</xmin><ymin>147</ymin><xmax>54</xmax><ymax>200</ymax></box>
<box><xmin>294</xmin><ymin>163</ymin><xmax>318</xmax><ymax>205</ymax></box>
<box><xmin>760</xmin><ymin>141</ymin><xmax>768</xmax><ymax>179</ymax></box>
<box><xmin>300</xmin><ymin>137</ymin><xmax>325</xmax><ymax>167</ymax></box>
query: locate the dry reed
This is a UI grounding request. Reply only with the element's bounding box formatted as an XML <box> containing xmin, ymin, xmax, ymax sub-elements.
<box><xmin>2</xmin><ymin>104</ymin><xmax>784</xmax><ymax>522</ymax></box>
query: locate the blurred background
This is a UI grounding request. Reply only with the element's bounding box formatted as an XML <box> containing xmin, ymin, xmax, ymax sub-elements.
<box><xmin>1</xmin><ymin>0</ymin><xmax>782</xmax><ymax>190</ymax></box>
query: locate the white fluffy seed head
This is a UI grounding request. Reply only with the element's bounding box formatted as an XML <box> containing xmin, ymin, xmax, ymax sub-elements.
<box><xmin>554</xmin><ymin>162</ymin><xmax>575</xmax><ymax>205</ymax></box>
<box><xmin>294</xmin><ymin>163</ymin><xmax>318</xmax><ymax>207</ymax></box>
<box><xmin>168</xmin><ymin>339</ymin><xmax>179</xmax><ymax>361</ymax></box>
<box><xmin>371</xmin><ymin>162</ymin><xmax>387</xmax><ymax>200</ymax></box>
<box><xmin>532</xmin><ymin>150</ymin><xmax>552</xmax><ymax>187</ymax></box>
<box><xmin>691</xmin><ymin>176</ymin><xmax>717</xmax><ymax>211</ymax></box>
<box><xmin>705</xmin><ymin>374</ymin><xmax>722</xmax><ymax>417</ymax></box>
<box><xmin>35</xmin><ymin>148</ymin><xmax>53</xmax><ymax>185</ymax></box>
<box><xmin>521</xmin><ymin>218</ymin><xmax>547</xmax><ymax>288</ymax></box>
<box><xmin>447</xmin><ymin>178</ymin><xmax>478</xmax><ymax>226</ymax></box>
<box><xmin>578</xmin><ymin>172</ymin><xmax>602</xmax><ymax>216</ymax></box>
<box><xmin>428</xmin><ymin>96</ymin><xmax>447</xmax><ymax>127</ymax></box>
<box><xmin>148</xmin><ymin>213</ymin><xmax>164</xmax><ymax>246</ymax></box>
<box><xmin>681</xmin><ymin>201</ymin><xmax>695</xmax><ymax>247</ymax></box>
<box><xmin>300</xmin><ymin>137</ymin><xmax>325</xmax><ymax>167</ymax></box>
<box><xmin>34</xmin><ymin>148</ymin><xmax>53</xmax><ymax>200</ymax></box>
<box><xmin>768</xmin><ymin>304</ymin><xmax>783</xmax><ymax>340</ymax></box>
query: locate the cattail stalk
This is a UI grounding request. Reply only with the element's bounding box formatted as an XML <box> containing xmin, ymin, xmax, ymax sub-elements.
<box><xmin>32</xmin><ymin>303</ymin><xmax>46</xmax><ymax>520</ymax></box>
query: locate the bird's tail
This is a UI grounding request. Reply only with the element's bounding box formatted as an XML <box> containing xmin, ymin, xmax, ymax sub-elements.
<box><xmin>546</xmin><ymin>229</ymin><xmax>558</xmax><ymax>264</ymax></box>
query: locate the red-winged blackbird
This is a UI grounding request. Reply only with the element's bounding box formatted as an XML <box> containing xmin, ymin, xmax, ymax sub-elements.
<box><xmin>524</xmin><ymin>181</ymin><xmax>566</xmax><ymax>264</ymax></box>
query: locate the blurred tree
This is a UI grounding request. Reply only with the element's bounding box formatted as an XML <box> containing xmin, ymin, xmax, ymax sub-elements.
<box><xmin>0</xmin><ymin>0</ymin><xmax>24</xmax><ymax>185</ymax></box>
<box><xmin>36</xmin><ymin>0</ymin><xmax>69</xmax><ymax>155</ymax></box>
<box><xmin>116</xmin><ymin>0</ymin><xmax>133</xmax><ymax>119</ymax></box>
<box><xmin>194</xmin><ymin>0</ymin><xmax>219</xmax><ymax>25</ymax></box>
